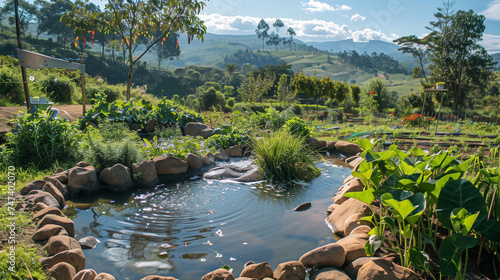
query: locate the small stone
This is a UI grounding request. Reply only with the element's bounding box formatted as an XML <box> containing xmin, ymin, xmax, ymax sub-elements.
<box><xmin>184</xmin><ymin>122</ymin><xmax>213</xmax><ymax>139</ymax></box>
<box><xmin>273</xmin><ymin>261</ymin><xmax>306</xmax><ymax>280</ymax></box>
<box><xmin>326</xmin><ymin>198</ymin><xmax>371</xmax><ymax>237</ymax></box>
<box><xmin>307</xmin><ymin>138</ymin><xmax>326</xmax><ymax>149</ymax></box>
<box><xmin>309</xmin><ymin>267</ymin><xmax>350</xmax><ymax>280</ymax></box>
<box><xmin>140</xmin><ymin>276</ymin><xmax>178</xmax><ymax>280</ymax></box>
<box><xmin>68</xmin><ymin>166</ymin><xmax>100</xmax><ymax>195</ymax></box>
<box><xmin>201</xmin><ymin>269</ymin><xmax>235</xmax><ymax>280</ymax></box>
<box><xmin>132</xmin><ymin>160</ymin><xmax>159</xmax><ymax>188</ymax></box>
<box><xmin>326</xmin><ymin>141</ymin><xmax>337</xmax><ymax>150</ymax></box>
<box><xmin>154</xmin><ymin>156</ymin><xmax>188</xmax><ymax>175</ymax></box>
<box><xmin>333</xmin><ymin>178</ymin><xmax>364</xmax><ymax>205</ymax></box>
<box><xmin>186</xmin><ymin>153</ymin><xmax>203</xmax><ymax>169</ymax></box>
<box><xmin>144</xmin><ymin>119</ymin><xmax>158</xmax><ymax>133</ymax></box>
<box><xmin>32</xmin><ymin>224</ymin><xmax>68</xmax><ymax>241</ymax></box>
<box><xmin>37</xmin><ymin>214</ymin><xmax>75</xmax><ymax>237</ymax></box>
<box><xmin>214</xmin><ymin>149</ymin><xmax>230</xmax><ymax>161</ymax></box>
<box><xmin>73</xmin><ymin>269</ymin><xmax>98</xmax><ymax>280</ymax></box>
<box><xmin>299</xmin><ymin>243</ymin><xmax>345</xmax><ymax>269</ymax></box>
<box><xmin>33</xmin><ymin>207</ymin><xmax>64</xmax><ymax>222</ymax></box>
<box><xmin>336</xmin><ymin>233</ymin><xmax>369</xmax><ymax>266</ymax></box>
<box><xmin>42</xmin><ymin>182</ymin><xmax>66</xmax><ymax>209</ymax></box>
<box><xmin>79</xmin><ymin>236</ymin><xmax>100</xmax><ymax>249</ymax></box>
<box><xmin>99</xmin><ymin>164</ymin><xmax>135</xmax><ymax>192</ymax></box>
<box><xmin>225</xmin><ymin>145</ymin><xmax>242</xmax><ymax>157</ymax></box>
<box><xmin>326</xmin><ymin>204</ymin><xmax>337</xmax><ymax>216</ymax></box>
<box><xmin>294</xmin><ymin>202</ymin><xmax>312</xmax><ymax>211</ymax></box>
<box><xmin>33</xmin><ymin>202</ymin><xmax>49</xmax><ymax>211</ymax></box>
<box><xmin>20</xmin><ymin>180</ymin><xmax>46</xmax><ymax>195</ymax></box>
<box><xmin>202</xmin><ymin>153</ymin><xmax>216</xmax><ymax>166</ymax></box>
<box><xmin>39</xmin><ymin>248</ymin><xmax>85</xmax><ymax>272</ymax></box>
<box><xmin>357</xmin><ymin>259</ymin><xmax>421</xmax><ymax>280</ymax></box>
<box><xmin>344</xmin><ymin>213</ymin><xmax>371</xmax><ymax>236</ymax></box>
<box><xmin>46</xmin><ymin>262</ymin><xmax>76</xmax><ymax>280</ymax></box>
<box><xmin>239</xmin><ymin>262</ymin><xmax>273</xmax><ymax>279</ymax></box>
<box><xmin>345</xmin><ymin>257</ymin><xmax>381</xmax><ymax>280</ymax></box>
<box><xmin>44</xmin><ymin>235</ymin><xmax>81</xmax><ymax>256</ymax></box>
<box><xmin>335</xmin><ymin>141</ymin><xmax>363</xmax><ymax>154</ymax></box>
<box><xmin>129</xmin><ymin>122</ymin><xmax>141</xmax><ymax>131</ymax></box>
<box><xmin>32</xmin><ymin>192</ymin><xmax>60</xmax><ymax>208</ymax></box>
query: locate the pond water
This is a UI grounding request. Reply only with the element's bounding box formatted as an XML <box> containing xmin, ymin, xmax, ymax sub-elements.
<box><xmin>67</xmin><ymin>158</ymin><xmax>352</xmax><ymax>279</ymax></box>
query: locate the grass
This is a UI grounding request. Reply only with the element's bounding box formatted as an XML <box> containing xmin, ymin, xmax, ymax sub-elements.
<box><xmin>252</xmin><ymin>129</ymin><xmax>320</xmax><ymax>182</ymax></box>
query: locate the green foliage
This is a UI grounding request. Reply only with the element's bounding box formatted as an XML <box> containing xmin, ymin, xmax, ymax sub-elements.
<box><xmin>82</xmin><ymin>123</ymin><xmax>145</xmax><ymax>172</ymax></box>
<box><xmin>4</xmin><ymin>109</ymin><xmax>82</xmax><ymax>168</ymax></box>
<box><xmin>239</xmin><ymin>73</ymin><xmax>274</xmax><ymax>103</ymax></box>
<box><xmin>0</xmin><ymin>68</ymin><xmax>23</xmax><ymax>104</ymax></box>
<box><xmin>282</xmin><ymin>117</ymin><xmax>312</xmax><ymax>138</ymax></box>
<box><xmin>195</xmin><ymin>82</ymin><xmax>226</xmax><ymax>111</ymax></box>
<box><xmin>0</xmin><ymin>242</ymin><xmax>47</xmax><ymax>280</ymax></box>
<box><xmin>227</xmin><ymin>98</ymin><xmax>235</xmax><ymax>108</ymax></box>
<box><xmin>251</xmin><ymin>106</ymin><xmax>294</xmax><ymax>131</ymax></box>
<box><xmin>41</xmin><ymin>75</ymin><xmax>75</xmax><ymax>103</ymax></box>
<box><xmin>403</xmin><ymin>114</ymin><xmax>435</xmax><ymax>128</ymax></box>
<box><xmin>207</xmin><ymin>125</ymin><xmax>250</xmax><ymax>150</ymax></box>
<box><xmin>252</xmin><ymin>130</ymin><xmax>320</xmax><ymax>182</ymax></box>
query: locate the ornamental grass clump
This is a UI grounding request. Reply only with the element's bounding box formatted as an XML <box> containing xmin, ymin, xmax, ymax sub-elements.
<box><xmin>252</xmin><ymin>130</ymin><xmax>320</xmax><ymax>182</ymax></box>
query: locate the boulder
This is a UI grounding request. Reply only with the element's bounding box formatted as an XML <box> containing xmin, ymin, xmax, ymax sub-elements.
<box><xmin>44</xmin><ymin>178</ymin><xmax>69</xmax><ymax>198</ymax></box>
<box><xmin>273</xmin><ymin>261</ymin><xmax>306</xmax><ymax>280</ymax></box>
<box><xmin>333</xmin><ymin>178</ymin><xmax>363</xmax><ymax>205</ymax></box>
<box><xmin>343</xmin><ymin>175</ymin><xmax>355</xmax><ymax>184</ymax></box>
<box><xmin>357</xmin><ymin>259</ymin><xmax>421</xmax><ymax>280</ymax></box>
<box><xmin>76</xmin><ymin>161</ymin><xmax>90</xmax><ymax>167</ymax></box>
<box><xmin>336</xmin><ymin>233</ymin><xmax>369</xmax><ymax>266</ymax></box>
<box><xmin>44</xmin><ymin>235</ymin><xmax>82</xmax><ymax>256</ymax></box>
<box><xmin>326</xmin><ymin>204</ymin><xmax>337</xmax><ymax>216</ymax></box>
<box><xmin>144</xmin><ymin>119</ymin><xmax>158</xmax><ymax>133</ymax></box>
<box><xmin>344</xmin><ymin>213</ymin><xmax>371</xmax><ymax>236</ymax></box>
<box><xmin>33</xmin><ymin>207</ymin><xmax>64</xmax><ymax>222</ymax></box>
<box><xmin>78</xmin><ymin>236</ymin><xmax>100</xmax><ymax>249</ymax></box>
<box><xmin>141</xmin><ymin>276</ymin><xmax>178</xmax><ymax>280</ymax></box>
<box><xmin>47</xmin><ymin>262</ymin><xmax>76</xmax><ymax>280</ymax></box>
<box><xmin>309</xmin><ymin>267</ymin><xmax>350</xmax><ymax>280</ymax></box>
<box><xmin>236</xmin><ymin>278</ymin><xmax>257</xmax><ymax>280</ymax></box>
<box><xmin>202</xmin><ymin>153</ymin><xmax>216</xmax><ymax>166</ymax></box>
<box><xmin>45</xmin><ymin>171</ymin><xmax>69</xmax><ymax>186</ymax></box>
<box><xmin>132</xmin><ymin>160</ymin><xmax>159</xmax><ymax>188</ymax></box>
<box><xmin>68</xmin><ymin>166</ymin><xmax>100</xmax><ymax>195</ymax></box>
<box><xmin>185</xmin><ymin>122</ymin><xmax>213</xmax><ymax>139</ymax></box>
<box><xmin>326</xmin><ymin>198</ymin><xmax>371</xmax><ymax>236</ymax></box>
<box><xmin>225</xmin><ymin>145</ymin><xmax>242</xmax><ymax>157</ymax></box>
<box><xmin>32</xmin><ymin>192</ymin><xmax>60</xmax><ymax>208</ymax></box>
<box><xmin>99</xmin><ymin>164</ymin><xmax>135</xmax><ymax>192</ymax></box>
<box><xmin>154</xmin><ymin>156</ymin><xmax>188</xmax><ymax>175</ymax></box>
<box><xmin>37</xmin><ymin>214</ymin><xmax>75</xmax><ymax>237</ymax></box>
<box><xmin>294</xmin><ymin>202</ymin><xmax>311</xmax><ymax>211</ymax></box>
<box><xmin>42</xmin><ymin>182</ymin><xmax>66</xmax><ymax>209</ymax></box>
<box><xmin>95</xmin><ymin>273</ymin><xmax>116</xmax><ymax>280</ymax></box>
<box><xmin>307</xmin><ymin>138</ymin><xmax>326</xmax><ymax>149</ymax></box>
<box><xmin>299</xmin><ymin>243</ymin><xmax>345</xmax><ymax>269</ymax></box>
<box><xmin>32</xmin><ymin>224</ymin><xmax>68</xmax><ymax>241</ymax></box>
<box><xmin>33</xmin><ymin>202</ymin><xmax>49</xmax><ymax>211</ymax></box>
<box><xmin>203</xmin><ymin>161</ymin><xmax>264</xmax><ymax>182</ymax></box>
<box><xmin>335</xmin><ymin>141</ymin><xmax>363</xmax><ymax>154</ymax></box>
<box><xmin>350</xmin><ymin>225</ymin><xmax>372</xmax><ymax>235</ymax></box>
<box><xmin>239</xmin><ymin>262</ymin><xmax>273</xmax><ymax>279</ymax></box>
<box><xmin>345</xmin><ymin>257</ymin><xmax>381</xmax><ymax>280</ymax></box>
<box><xmin>326</xmin><ymin>141</ymin><xmax>337</xmax><ymax>150</ymax></box>
<box><xmin>20</xmin><ymin>180</ymin><xmax>46</xmax><ymax>195</ymax></box>
<box><xmin>214</xmin><ymin>149</ymin><xmax>230</xmax><ymax>161</ymax></box>
<box><xmin>73</xmin><ymin>269</ymin><xmax>98</xmax><ymax>280</ymax></box>
<box><xmin>201</xmin><ymin>269</ymin><xmax>235</xmax><ymax>280</ymax></box>
<box><xmin>129</xmin><ymin>122</ymin><xmax>141</xmax><ymax>131</ymax></box>
<box><xmin>349</xmin><ymin>157</ymin><xmax>364</xmax><ymax>170</ymax></box>
<box><xmin>40</xmin><ymin>248</ymin><xmax>85</xmax><ymax>272</ymax></box>
<box><xmin>186</xmin><ymin>153</ymin><xmax>203</xmax><ymax>169</ymax></box>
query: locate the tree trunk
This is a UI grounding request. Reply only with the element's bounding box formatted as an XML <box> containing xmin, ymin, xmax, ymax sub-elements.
<box><xmin>126</xmin><ymin>47</ymin><xmax>134</xmax><ymax>101</ymax></box>
<box><xmin>101</xmin><ymin>31</ymin><xmax>105</xmax><ymax>58</ymax></box>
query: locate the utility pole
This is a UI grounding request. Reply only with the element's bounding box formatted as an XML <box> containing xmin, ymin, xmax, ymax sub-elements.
<box><xmin>14</xmin><ymin>0</ymin><xmax>30</xmax><ymax>111</ymax></box>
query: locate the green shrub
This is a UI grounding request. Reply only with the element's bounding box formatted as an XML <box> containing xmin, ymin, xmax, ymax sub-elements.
<box><xmin>82</xmin><ymin>123</ymin><xmax>145</xmax><ymax>172</ymax></box>
<box><xmin>282</xmin><ymin>117</ymin><xmax>313</xmax><ymax>138</ymax></box>
<box><xmin>252</xmin><ymin>130</ymin><xmax>320</xmax><ymax>182</ymax></box>
<box><xmin>251</xmin><ymin>106</ymin><xmax>294</xmax><ymax>131</ymax></box>
<box><xmin>227</xmin><ymin>98</ymin><xmax>235</xmax><ymax>107</ymax></box>
<box><xmin>0</xmin><ymin>69</ymin><xmax>24</xmax><ymax>104</ymax></box>
<box><xmin>150</xmin><ymin>126</ymin><xmax>182</xmax><ymax>139</ymax></box>
<box><xmin>42</xmin><ymin>75</ymin><xmax>74</xmax><ymax>103</ymax></box>
<box><xmin>292</xmin><ymin>104</ymin><xmax>302</xmax><ymax>115</ymax></box>
<box><xmin>4</xmin><ymin>109</ymin><xmax>82</xmax><ymax>168</ymax></box>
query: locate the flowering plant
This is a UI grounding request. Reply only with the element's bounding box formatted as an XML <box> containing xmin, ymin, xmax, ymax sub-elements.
<box><xmin>403</xmin><ymin>114</ymin><xmax>435</xmax><ymax>127</ymax></box>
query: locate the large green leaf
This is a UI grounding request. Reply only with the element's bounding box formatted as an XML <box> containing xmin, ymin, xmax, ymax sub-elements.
<box><xmin>439</xmin><ymin>234</ymin><xmax>477</xmax><ymax>276</ymax></box>
<box><xmin>406</xmin><ymin>193</ymin><xmax>426</xmax><ymax>225</ymax></box>
<box><xmin>409</xmin><ymin>247</ymin><xmax>430</xmax><ymax>272</ymax></box>
<box><xmin>344</xmin><ymin>188</ymin><xmax>375</xmax><ymax>206</ymax></box>
<box><xmin>450</xmin><ymin>208</ymin><xmax>478</xmax><ymax>235</ymax></box>
<box><xmin>436</xmin><ymin>179</ymin><xmax>487</xmax><ymax>231</ymax></box>
<box><xmin>381</xmin><ymin>193</ymin><xmax>416</xmax><ymax>222</ymax></box>
<box><xmin>476</xmin><ymin>219</ymin><xmax>500</xmax><ymax>243</ymax></box>
<box><xmin>365</xmin><ymin>235</ymin><xmax>384</xmax><ymax>257</ymax></box>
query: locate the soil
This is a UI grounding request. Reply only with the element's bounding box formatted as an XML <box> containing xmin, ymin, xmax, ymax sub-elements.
<box><xmin>0</xmin><ymin>105</ymin><xmax>87</xmax><ymax>139</ymax></box>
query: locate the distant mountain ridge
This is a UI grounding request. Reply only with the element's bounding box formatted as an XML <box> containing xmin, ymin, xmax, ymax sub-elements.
<box><xmin>306</xmin><ymin>39</ymin><xmax>401</xmax><ymax>55</ymax></box>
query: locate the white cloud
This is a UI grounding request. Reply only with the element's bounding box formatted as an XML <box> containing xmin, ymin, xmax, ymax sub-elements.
<box><xmin>301</xmin><ymin>0</ymin><xmax>351</xmax><ymax>13</ymax></box>
<box><xmin>482</xmin><ymin>0</ymin><xmax>500</xmax><ymax>21</ymax></box>
<box><xmin>482</xmin><ymin>34</ymin><xmax>500</xmax><ymax>52</ymax></box>
<box><xmin>199</xmin><ymin>13</ymin><xmax>398</xmax><ymax>43</ymax></box>
<box><xmin>351</xmin><ymin>13</ymin><xmax>366</xmax><ymax>22</ymax></box>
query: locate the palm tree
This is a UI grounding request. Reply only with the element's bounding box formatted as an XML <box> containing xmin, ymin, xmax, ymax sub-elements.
<box><xmin>226</xmin><ymin>63</ymin><xmax>237</xmax><ymax>79</ymax></box>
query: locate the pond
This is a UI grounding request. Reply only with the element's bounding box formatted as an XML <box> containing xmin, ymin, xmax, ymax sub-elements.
<box><xmin>67</xmin><ymin>158</ymin><xmax>352</xmax><ymax>279</ymax></box>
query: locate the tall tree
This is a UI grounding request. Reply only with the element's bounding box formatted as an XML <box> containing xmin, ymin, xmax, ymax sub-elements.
<box><xmin>255</xmin><ymin>19</ymin><xmax>269</xmax><ymax>51</ymax></box>
<box><xmin>393</xmin><ymin>35</ymin><xmax>429</xmax><ymax>82</ymax></box>
<box><xmin>273</xmin><ymin>18</ymin><xmax>284</xmax><ymax>50</ymax></box>
<box><xmin>64</xmin><ymin>0</ymin><xmax>207</xmax><ymax>101</ymax></box>
<box><xmin>286</xmin><ymin>27</ymin><xmax>296</xmax><ymax>51</ymax></box>
<box><xmin>226</xmin><ymin>62</ymin><xmax>237</xmax><ymax>79</ymax></box>
<box><xmin>38</xmin><ymin>0</ymin><xmax>74</xmax><ymax>47</ymax></box>
<box><xmin>239</xmin><ymin>74</ymin><xmax>273</xmax><ymax>103</ymax></box>
<box><xmin>1</xmin><ymin>0</ymin><xmax>36</xmax><ymax>38</ymax></box>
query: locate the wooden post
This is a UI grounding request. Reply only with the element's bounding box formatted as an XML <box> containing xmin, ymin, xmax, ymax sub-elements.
<box><xmin>14</xmin><ymin>0</ymin><xmax>30</xmax><ymax>111</ymax></box>
<box><xmin>80</xmin><ymin>55</ymin><xmax>86</xmax><ymax>115</ymax></box>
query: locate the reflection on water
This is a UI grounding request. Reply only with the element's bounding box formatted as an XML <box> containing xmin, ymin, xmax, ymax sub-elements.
<box><xmin>68</xmin><ymin>158</ymin><xmax>351</xmax><ymax>279</ymax></box>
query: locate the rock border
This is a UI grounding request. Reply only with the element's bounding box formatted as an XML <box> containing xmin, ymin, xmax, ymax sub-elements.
<box><xmin>18</xmin><ymin>139</ymin><xmax>415</xmax><ymax>280</ymax></box>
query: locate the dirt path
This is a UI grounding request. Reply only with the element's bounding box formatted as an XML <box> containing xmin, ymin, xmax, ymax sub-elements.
<box><xmin>0</xmin><ymin>105</ymin><xmax>87</xmax><ymax>136</ymax></box>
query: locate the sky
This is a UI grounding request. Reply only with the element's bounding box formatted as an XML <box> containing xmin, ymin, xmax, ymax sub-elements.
<box><xmin>196</xmin><ymin>0</ymin><xmax>500</xmax><ymax>52</ymax></box>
